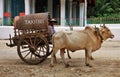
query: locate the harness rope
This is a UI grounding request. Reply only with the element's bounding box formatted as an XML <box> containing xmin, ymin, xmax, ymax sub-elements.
<box><xmin>95</xmin><ymin>27</ymin><xmax>104</xmax><ymax>43</ymax></box>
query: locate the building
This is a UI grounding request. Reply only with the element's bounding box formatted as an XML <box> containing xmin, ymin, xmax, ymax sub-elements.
<box><xmin>0</xmin><ymin>0</ymin><xmax>97</xmax><ymax>39</ymax></box>
<box><xmin>0</xmin><ymin>0</ymin><xmax>95</xmax><ymax>26</ymax></box>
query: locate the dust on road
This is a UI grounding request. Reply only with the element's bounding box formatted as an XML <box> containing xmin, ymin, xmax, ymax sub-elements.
<box><xmin>0</xmin><ymin>40</ymin><xmax>120</xmax><ymax>77</ymax></box>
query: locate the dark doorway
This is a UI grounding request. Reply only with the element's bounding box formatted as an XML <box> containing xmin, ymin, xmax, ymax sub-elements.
<box><xmin>11</xmin><ymin>0</ymin><xmax>25</xmax><ymax>17</ymax></box>
<box><xmin>53</xmin><ymin>0</ymin><xmax>60</xmax><ymax>24</ymax></box>
<box><xmin>35</xmin><ymin>0</ymin><xmax>48</xmax><ymax>13</ymax></box>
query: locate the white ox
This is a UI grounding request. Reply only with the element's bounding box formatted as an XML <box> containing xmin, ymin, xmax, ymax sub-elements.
<box><xmin>50</xmin><ymin>25</ymin><xmax>114</xmax><ymax>67</ymax></box>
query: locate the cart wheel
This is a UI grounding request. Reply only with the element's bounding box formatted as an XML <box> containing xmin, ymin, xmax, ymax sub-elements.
<box><xmin>17</xmin><ymin>34</ymin><xmax>49</xmax><ymax>65</ymax></box>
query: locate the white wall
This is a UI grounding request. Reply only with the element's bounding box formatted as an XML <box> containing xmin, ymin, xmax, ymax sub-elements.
<box><xmin>54</xmin><ymin>25</ymin><xmax>120</xmax><ymax>41</ymax></box>
<box><xmin>0</xmin><ymin>24</ymin><xmax>120</xmax><ymax>41</ymax></box>
<box><xmin>0</xmin><ymin>26</ymin><xmax>14</xmax><ymax>39</ymax></box>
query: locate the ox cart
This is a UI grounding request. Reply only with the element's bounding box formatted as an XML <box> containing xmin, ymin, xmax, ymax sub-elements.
<box><xmin>6</xmin><ymin>13</ymin><xmax>53</xmax><ymax>65</ymax></box>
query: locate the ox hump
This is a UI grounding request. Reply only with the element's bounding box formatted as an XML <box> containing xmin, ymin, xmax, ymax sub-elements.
<box><xmin>85</xmin><ymin>26</ymin><xmax>96</xmax><ymax>33</ymax></box>
<box><xmin>53</xmin><ymin>31</ymin><xmax>66</xmax><ymax>39</ymax></box>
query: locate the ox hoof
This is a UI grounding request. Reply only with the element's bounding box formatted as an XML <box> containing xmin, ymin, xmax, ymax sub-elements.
<box><xmin>86</xmin><ymin>64</ymin><xmax>93</xmax><ymax>67</ymax></box>
<box><xmin>65</xmin><ymin>64</ymin><xmax>70</xmax><ymax>68</ymax></box>
<box><xmin>90</xmin><ymin>57</ymin><xmax>94</xmax><ymax>60</ymax></box>
<box><xmin>68</xmin><ymin>57</ymin><xmax>72</xmax><ymax>59</ymax></box>
<box><xmin>50</xmin><ymin>64</ymin><xmax>54</xmax><ymax>67</ymax></box>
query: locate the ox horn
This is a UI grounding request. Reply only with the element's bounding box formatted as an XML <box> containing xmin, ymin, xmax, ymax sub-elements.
<box><xmin>95</xmin><ymin>26</ymin><xmax>99</xmax><ymax>31</ymax></box>
<box><xmin>103</xmin><ymin>24</ymin><xmax>106</xmax><ymax>27</ymax></box>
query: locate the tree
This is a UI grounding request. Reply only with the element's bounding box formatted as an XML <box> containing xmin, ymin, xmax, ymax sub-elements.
<box><xmin>87</xmin><ymin>0</ymin><xmax>120</xmax><ymax>18</ymax></box>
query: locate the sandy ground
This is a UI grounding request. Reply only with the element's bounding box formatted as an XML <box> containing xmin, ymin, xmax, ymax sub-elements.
<box><xmin>0</xmin><ymin>40</ymin><xmax>120</xmax><ymax>77</ymax></box>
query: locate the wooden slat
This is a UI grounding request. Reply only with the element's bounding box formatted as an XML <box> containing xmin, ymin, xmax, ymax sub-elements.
<box><xmin>15</xmin><ymin>13</ymin><xmax>48</xmax><ymax>30</ymax></box>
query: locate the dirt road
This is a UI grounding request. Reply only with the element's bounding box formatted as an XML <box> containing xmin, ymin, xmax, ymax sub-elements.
<box><xmin>0</xmin><ymin>40</ymin><xmax>120</xmax><ymax>77</ymax></box>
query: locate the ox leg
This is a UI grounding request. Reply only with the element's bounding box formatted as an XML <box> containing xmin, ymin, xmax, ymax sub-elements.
<box><xmin>67</xmin><ymin>49</ymin><xmax>71</xmax><ymax>59</ymax></box>
<box><xmin>50</xmin><ymin>49</ymin><xmax>58</xmax><ymax>67</ymax></box>
<box><xmin>89</xmin><ymin>52</ymin><xmax>94</xmax><ymax>60</ymax></box>
<box><xmin>60</xmin><ymin>48</ymin><xmax>69</xmax><ymax>67</ymax></box>
<box><xmin>85</xmin><ymin>49</ymin><xmax>92</xmax><ymax>67</ymax></box>
<box><xmin>90</xmin><ymin>54</ymin><xmax>94</xmax><ymax>60</ymax></box>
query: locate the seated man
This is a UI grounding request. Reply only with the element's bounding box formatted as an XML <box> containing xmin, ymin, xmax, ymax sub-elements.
<box><xmin>48</xmin><ymin>18</ymin><xmax>57</xmax><ymax>36</ymax></box>
<box><xmin>48</xmin><ymin>18</ymin><xmax>57</xmax><ymax>44</ymax></box>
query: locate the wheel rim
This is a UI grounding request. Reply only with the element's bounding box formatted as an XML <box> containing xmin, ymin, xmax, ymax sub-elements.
<box><xmin>17</xmin><ymin>34</ymin><xmax>49</xmax><ymax>65</ymax></box>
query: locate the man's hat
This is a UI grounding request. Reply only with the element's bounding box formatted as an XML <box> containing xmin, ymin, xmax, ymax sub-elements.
<box><xmin>49</xmin><ymin>18</ymin><xmax>57</xmax><ymax>23</ymax></box>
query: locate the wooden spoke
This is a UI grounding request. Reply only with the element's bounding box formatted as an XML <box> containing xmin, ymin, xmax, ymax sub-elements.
<box><xmin>17</xmin><ymin>34</ymin><xmax>49</xmax><ymax>65</ymax></box>
<box><xmin>24</xmin><ymin>51</ymin><xmax>31</xmax><ymax>59</ymax></box>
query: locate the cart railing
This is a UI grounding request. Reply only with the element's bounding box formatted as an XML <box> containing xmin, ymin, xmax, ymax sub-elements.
<box><xmin>14</xmin><ymin>13</ymin><xmax>49</xmax><ymax>36</ymax></box>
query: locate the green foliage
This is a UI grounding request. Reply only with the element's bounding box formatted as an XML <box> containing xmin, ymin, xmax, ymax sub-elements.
<box><xmin>87</xmin><ymin>0</ymin><xmax>120</xmax><ymax>18</ymax></box>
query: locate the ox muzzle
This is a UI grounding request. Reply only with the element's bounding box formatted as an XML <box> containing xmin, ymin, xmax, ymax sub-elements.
<box><xmin>110</xmin><ymin>34</ymin><xmax>114</xmax><ymax>39</ymax></box>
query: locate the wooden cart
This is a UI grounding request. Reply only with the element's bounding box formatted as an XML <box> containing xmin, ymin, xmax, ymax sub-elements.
<box><xmin>6</xmin><ymin>13</ymin><xmax>53</xmax><ymax>65</ymax></box>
